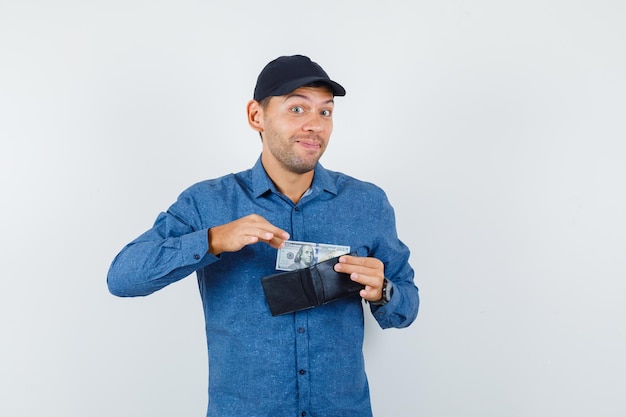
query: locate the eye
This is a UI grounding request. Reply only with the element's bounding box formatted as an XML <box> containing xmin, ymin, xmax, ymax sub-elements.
<box><xmin>321</xmin><ymin>109</ymin><xmax>332</xmax><ymax>117</ymax></box>
<box><xmin>290</xmin><ymin>106</ymin><xmax>304</xmax><ymax>114</ymax></box>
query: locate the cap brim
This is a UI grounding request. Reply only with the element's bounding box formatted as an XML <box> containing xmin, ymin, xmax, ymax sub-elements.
<box><xmin>269</xmin><ymin>76</ymin><xmax>346</xmax><ymax>98</ymax></box>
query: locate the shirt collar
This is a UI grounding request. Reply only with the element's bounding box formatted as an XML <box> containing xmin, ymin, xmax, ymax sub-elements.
<box><xmin>251</xmin><ymin>156</ymin><xmax>338</xmax><ymax>199</ymax></box>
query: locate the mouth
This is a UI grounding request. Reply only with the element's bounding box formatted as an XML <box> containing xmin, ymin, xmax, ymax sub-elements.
<box><xmin>294</xmin><ymin>137</ymin><xmax>322</xmax><ymax>150</ymax></box>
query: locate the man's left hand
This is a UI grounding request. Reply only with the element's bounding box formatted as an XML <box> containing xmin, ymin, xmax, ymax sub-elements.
<box><xmin>334</xmin><ymin>255</ymin><xmax>385</xmax><ymax>303</ymax></box>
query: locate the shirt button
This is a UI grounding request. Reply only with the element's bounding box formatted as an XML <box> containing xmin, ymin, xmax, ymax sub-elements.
<box><xmin>294</xmin><ymin>206</ymin><xmax>300</xmax><ymax>212</ymax></box>
<box><xmin>301</xmin><ymin>412</ymin><xmax>307</xmax><ymax>417</ymax></box>
<box><xmin>299</xmin><ymin>369</ymin><xmax>306</xmax><ymax>375</ymax></box>
<box><xmin>297</xmin><ymin>327</ymin><xmax>305</xmax><ymax>333</ymax></box>
<box><xmin>194</xmin><ymin>254</ymin><xmax>200</xmax><ymax>260</ymax></box>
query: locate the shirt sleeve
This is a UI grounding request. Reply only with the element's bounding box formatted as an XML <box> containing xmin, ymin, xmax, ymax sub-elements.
<box><xmin>368</xmin><ymin>193</ymin><xmax>420</xmax><ymax>329</ymax></box>
<box><xmin>107</xmin><ymin>190</ymin><xmax>219</xmax><ymax>297</ymax></box>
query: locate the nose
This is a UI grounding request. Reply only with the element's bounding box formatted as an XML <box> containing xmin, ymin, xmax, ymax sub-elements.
<box><xmin>302</xmin><ymin>113</ymin><xmax>324</xmax><ymax>133</ymax></box>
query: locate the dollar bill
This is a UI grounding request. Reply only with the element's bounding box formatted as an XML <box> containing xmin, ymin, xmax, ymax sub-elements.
<box><xmin>275</xmin><ymin>240</ymin><xmax>350</xmax><ymax>271</ymax></box>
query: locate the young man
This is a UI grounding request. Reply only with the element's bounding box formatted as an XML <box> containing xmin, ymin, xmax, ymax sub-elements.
<box><xmin>108</xmin><ymin>55</ymin><xmax>420</xmax><ymax>417</ymax></box>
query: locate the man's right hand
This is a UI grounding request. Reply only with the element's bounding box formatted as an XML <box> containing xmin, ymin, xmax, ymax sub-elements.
<box><xmin>208</xmin><ymin>214</ymin><xmax>290</xmax><ymax>256</ymax></box>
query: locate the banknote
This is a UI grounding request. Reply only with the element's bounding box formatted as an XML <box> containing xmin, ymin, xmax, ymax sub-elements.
<box><xmin>275</xmin><ymin>240</ymin><xmax>350</xmax><ymax>271</ymax></box>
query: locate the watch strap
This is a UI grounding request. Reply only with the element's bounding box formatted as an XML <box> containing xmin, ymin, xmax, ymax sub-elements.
<box><xmin>371</xmin><ymin>278</ymin><xmax>393</xmax><ymax>306</ymax></box>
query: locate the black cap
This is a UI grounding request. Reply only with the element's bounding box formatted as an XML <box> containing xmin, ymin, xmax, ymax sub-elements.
<box><xmin>253</xmin><ymin>55</ymin><xmax>346</xmax><ymax>101</ymax></box>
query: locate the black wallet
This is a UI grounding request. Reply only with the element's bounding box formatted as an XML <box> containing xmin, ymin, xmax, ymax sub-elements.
<box><xmin>261</xmin><ymin>254</ymin><xmax>365</xmax><ymax>316</ymax></box>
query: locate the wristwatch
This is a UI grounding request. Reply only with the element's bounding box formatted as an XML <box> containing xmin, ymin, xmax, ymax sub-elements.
<box><xmin>371</xmin><ymin>278</ymin><xmax>393</xmax><ymax>306</ymax></box>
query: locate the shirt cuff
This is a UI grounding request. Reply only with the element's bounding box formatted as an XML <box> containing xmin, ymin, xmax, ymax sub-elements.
<box><xmin>180</xmin><ymin>228</ymin><xmax>217</xmax><ymax>265</ymax></box>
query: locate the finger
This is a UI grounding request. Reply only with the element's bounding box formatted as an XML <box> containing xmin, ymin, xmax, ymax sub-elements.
<box><xmin>253</xmin><ymin>229</ymin><xmax>290</xmax><ymax>249</ymax></box>
<box><xmin>337</xmin><ymin>254</ymin><xmax>357</xmax><ymax>264</ymax></box>
<box><xmin>347</xmin><ymin>271</ymin><xmax>382</xmax><ymax>289</ymax></box>
<box><xmin>249</xmin><ymin>219</ymin><xmax>290</xmax><ymax>242</ymax></box>
<box><xmin>359</xmin><ymin>286</ymin><xmax>382</xmax><ymax>302</ymax></box>
<box><xmin>266</xmin><ymin>234</ymin><xmax>289</xmax><ymax>249</ymax></box>
<box><xmin>338</xmin><ymin>255</ymin><xmax>384</xmax><ymax>271</ymax></box>
<box><xmin>335</xmin><ymin>259</ymin><xmax>383</xmax><ymax>277</ymax></box>
<box><xmin>243</xmin><ymin>225</ymin><xmax>289</xmax><ymax>242</ymax></box>
<box><xmin>343</xmin><ymin>270</ymin><xmax>383</xmax><ymax>302</ymax></box>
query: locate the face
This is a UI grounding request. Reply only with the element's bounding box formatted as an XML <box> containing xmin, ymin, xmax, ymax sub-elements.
<box><xmin>256</xmin><ymin>86</ymin><xmax>335</xmax><ymax>174</ymax></box>
<box><xmin>300</xmin><ymin>245</ymin><xmax>314</xmax><ymax>265</ymax></box>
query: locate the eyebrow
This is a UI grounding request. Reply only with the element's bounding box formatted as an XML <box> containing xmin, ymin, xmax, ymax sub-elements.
<box><xmin>282</xmin><ymin>93</ymin><xmax>335</xmax><ymax>105</ymax></box>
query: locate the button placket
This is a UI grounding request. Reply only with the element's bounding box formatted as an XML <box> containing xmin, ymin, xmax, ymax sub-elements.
<box><xmin>294</xmin><ymin>312</ymin><xmax>311</xmax><ymax>413</ymax></box>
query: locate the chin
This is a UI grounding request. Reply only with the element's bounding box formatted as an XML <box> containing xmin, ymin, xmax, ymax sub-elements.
<box><xmin>282</xmin><ymin>156</ymin><xmax>319</xmax><ymax>174</ymax></box>
<box><xmin>289</xmin><ymin>164</ymin><xmax>316</xmax><ymax>175</ymax></box>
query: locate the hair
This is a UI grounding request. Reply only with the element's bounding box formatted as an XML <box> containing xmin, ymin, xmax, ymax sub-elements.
<box><xmin>258</xmin><ymin>95</ymin><xmax>272</xmax><ymax>110</ymax></box>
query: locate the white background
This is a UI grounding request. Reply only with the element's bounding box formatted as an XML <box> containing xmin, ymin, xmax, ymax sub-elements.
<box><xmin>1</xmin><ymin>1</ymin><xmax>625</xmax><ymax>416</ymax></box>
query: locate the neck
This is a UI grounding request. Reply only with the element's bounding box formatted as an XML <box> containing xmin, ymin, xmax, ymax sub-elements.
<box><xmin>262</xmin><ymin>158</ymin><xmax>314</xmax><ymax>204</ymax></box>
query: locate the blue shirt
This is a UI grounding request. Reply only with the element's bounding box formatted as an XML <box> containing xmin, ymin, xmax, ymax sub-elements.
<box><xmin>107</xmin><ymin>157</ymin><xmax>420</xmax><ymax>417</ymax></box>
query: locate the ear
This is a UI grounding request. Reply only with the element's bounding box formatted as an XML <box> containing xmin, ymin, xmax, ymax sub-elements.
<box><xmin>247</xmin><ymin>100</ymin><xmax>263</xmax><ymax>133</ymax></box>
